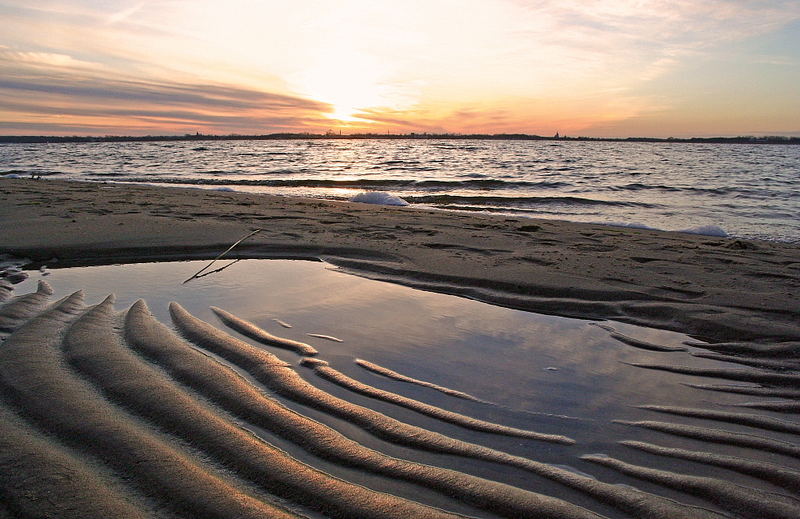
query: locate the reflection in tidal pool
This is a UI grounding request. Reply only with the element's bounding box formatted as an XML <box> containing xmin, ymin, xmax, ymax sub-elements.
<box><xmin>3</xmin><ymin>259</ymin><xmax>798</xmax><ymax>519</ymax></box>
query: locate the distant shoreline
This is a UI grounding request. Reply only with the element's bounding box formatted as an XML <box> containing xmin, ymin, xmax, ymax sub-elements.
<box><xmin>1</xmin><ymin>133</ymin><xmax>798</xmax><ymax>145</ymax></box>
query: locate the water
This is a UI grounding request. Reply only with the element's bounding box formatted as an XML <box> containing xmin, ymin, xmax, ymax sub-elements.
<box><xmin>2</xmin><ymin>139</ymin><xmax>798</xmax><ymax>242</ymax></box>
<box><xmin>8</xmin><ymin>258</ymin><xmax>793</xmax><ymax>518</ymax></box>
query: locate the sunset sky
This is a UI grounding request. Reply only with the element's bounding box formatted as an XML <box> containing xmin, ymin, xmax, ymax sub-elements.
<box><xmin>1</xmin><ymin>1</ymin><xmax>799</xmax><ymax>137</ymax></box>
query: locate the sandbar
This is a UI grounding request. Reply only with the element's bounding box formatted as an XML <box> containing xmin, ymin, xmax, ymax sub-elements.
<box><xmin>1</xmin><ymin>178</ymin><xmax>797</xmax><ymax>343</ymax></box>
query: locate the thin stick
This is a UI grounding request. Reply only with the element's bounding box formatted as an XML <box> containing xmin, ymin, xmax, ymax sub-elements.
<box><xmin>182</xmin><ymin>230</ymin><xmax>261</xmax><ymax>284</ymax></box>
<box><xmin>191</xmin><ymin>259</ymin><xmax>242</xmax><ymax>280</ymax></box>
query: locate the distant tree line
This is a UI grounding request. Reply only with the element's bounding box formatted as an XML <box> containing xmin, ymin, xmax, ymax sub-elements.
<box><xmin>0</xmin><ymin>133</ymin><xmax>798</xmax><ymax>145</ymax></box>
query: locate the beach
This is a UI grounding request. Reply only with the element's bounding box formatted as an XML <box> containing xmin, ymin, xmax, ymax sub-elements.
<box><xmin>2</xmin><ymin>178</ymin><xmax>798</xmax><ymax>343</ymax></box>
<box><xmin>1</xmin><ymin>178</ymin><xmax>800</xmax><ymax>519</ymax></box>
<box><xmin>4</xmin><ymin>139</ymin><xmax>799</xmax><ymax>244</ymax></box>
<box><xmin>3</xmin><ymin>1</ymin><xmax>800</xmax><ymax>516</ymax></box>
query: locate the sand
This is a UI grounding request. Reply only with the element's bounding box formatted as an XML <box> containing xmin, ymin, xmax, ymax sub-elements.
<box><xmin>1</xmin><ymin>178</ymin><xmax>798</xmax><ymax>344</ymax></box>
<box><xmin>1</xmin><ymin>178</ymin><xmax>799</xmax><ymax>519</ymax></box>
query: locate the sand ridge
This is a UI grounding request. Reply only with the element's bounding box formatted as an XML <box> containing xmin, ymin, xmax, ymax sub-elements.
<box><xmin>355</xmin><ymin>358</ymin><xmax>488</xmax><ymax>402</ymax></box>
<box><xmin>1</xmin><ymin>281</ymin><xmax>797</xmax><ymax>518</ymax></box>
<box><xmin>176</xmin><ymin>303</ymin><xmax>730</xmax><ymax>519</ymax></box>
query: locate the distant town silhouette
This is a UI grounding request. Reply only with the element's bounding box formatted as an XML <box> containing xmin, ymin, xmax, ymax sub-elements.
<box><xmin>1</xmin><ymin>133</ymin><xmax>798</xmax><ymax>145</ymax></box>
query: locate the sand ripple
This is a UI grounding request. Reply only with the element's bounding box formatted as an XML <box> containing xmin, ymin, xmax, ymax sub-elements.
<box><xmin>595</xmin><ymin>324</ymin><xmax>688</xmax><ymax>352</ymax></box>
<box><xmin>67</xmin><ymin>298</ymin><xmax>459</xmax><ymax>519</ymax></box>
<box><xmin>0</xmin><ymin>293</ymin><xmax>300</xmax><ymax>519</ymax></box>
<box><xmin>0</xmin><ymin>404</ymin><xmax>149</xmax><ymax>519</ymax></box>
<box><xmin>174</xmin><ymin>302</ymin><xmax>727</xmax><ymax>519</ymax></box>
<box><xmin>307</xmin><ymin>359</ymin><xmax>573</xmax><ymax>443</ymax></box>
<box><xmin>584</xmin><ymin>454</ymin><xmax>800</xmax><ymax>519</ymax></box>
<box><xmin>0</xmin><ymin>280</ymin><xmax>13</xmax><ymax>301</ymax></box>
<box><xmin>0</xmin><ymin>280</ymin><xmax>51</xmax><ymax>332</ymax></box>
<box><xmin>211</xmin><ymin>305</ymin><xmax>318</xmax><ymax>355</ymax></box>
<box><xmin>615</xmin><ymin>419</ymin><xmax>800</xmax><ymax>459</ymax></box>
<box><xmin>1</xmin><ymin>282</ymin><xmax>798</xmax><ymax>519</ymax></box>
<box><xmin>620</xmin><ymin>440</ymin><xmax>800</xmax><ymax>494</ymax></box>
<box><xmin>355</xmin><ymin>358</ymin><xmax>487</xmax><ymax>402</ymax></box>
<box><xmin>130</xmin><ymin>303</ymin><xmax>599</xmax><ymax>519</ymax></box>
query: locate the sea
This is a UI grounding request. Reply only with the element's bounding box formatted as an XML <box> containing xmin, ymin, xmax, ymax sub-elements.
<box><xmin>2</xmin><ymin>139</ymin><xmax>798</xmax><ymax>243</ymax></box>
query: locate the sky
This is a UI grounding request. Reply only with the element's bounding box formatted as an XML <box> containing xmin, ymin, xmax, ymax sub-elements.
<box><xmin>1</xmin><ymin>0</ymin><xmax>799</xmax><ymax>137</ymax></box>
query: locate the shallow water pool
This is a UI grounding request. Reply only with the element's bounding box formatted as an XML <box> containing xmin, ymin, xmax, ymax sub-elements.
<box><xmin>4</xmin><ymin>258</ymin><xmax>798</xmax><ymax>519</ymax></box>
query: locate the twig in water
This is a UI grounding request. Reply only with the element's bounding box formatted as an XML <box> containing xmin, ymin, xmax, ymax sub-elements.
<box><xmin>182</xmin><ymin>229</ymin><xmax>261</xmax><ymax>284</ymax></box>
<box><xmin>190</xmin><ymin>259</ymin><xmax>242</xmax><ymax>280</ymax></box>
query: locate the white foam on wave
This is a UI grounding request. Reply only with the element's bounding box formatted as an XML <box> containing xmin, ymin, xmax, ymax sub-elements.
<box><xmin>599</xmin><ymin>221</ymin><xmax>658</xmax><ymax>231</ymax></box>
<box><xmin>349</xmin><ymin>191</ymin><xmax>409</xmax><ymax>206</ymax></box>
<box><xmin>677</xmin><ymin>225</ymin><xmax>728</xmax><ymax>237</ymax></box>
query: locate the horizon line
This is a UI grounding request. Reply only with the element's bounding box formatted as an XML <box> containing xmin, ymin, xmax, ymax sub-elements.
<box><xmin>1</xmin><ymin>132</ymin><xmax>799</xmax><ymax>145</ymax></box>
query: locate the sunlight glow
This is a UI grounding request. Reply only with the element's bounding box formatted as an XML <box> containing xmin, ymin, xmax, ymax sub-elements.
<box><xmin>294</xmin><ymin>52</ymin><xmax>390</xmax><ymax>122</ymax></box>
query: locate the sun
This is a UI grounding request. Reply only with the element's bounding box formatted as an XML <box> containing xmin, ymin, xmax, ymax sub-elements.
<box><xmin>292</xmin><ymin>51</ymin><xmax>395</xmax><ymax>123</ymax></box>
<box><xmin>328</xmin><ymin>107</ymin><xmax>363</xmax><ymax>123</ymax></box>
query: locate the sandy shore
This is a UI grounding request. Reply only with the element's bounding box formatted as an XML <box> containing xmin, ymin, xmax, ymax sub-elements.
<box><xmin>1</xmin><ymin>178</ymin><xmax>798</xmax><ymax>343</ymax></box>
<box><xmin>2</xmin><ymin>176</ymin><xmax>800</xmax><ymax>519</ymax></box>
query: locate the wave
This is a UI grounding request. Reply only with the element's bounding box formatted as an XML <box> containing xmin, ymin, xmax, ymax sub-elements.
<box><xmin>107</xmin><ymin>179</ymin><xmax>651</xmax><ymax>209</ymax></box>
<box><xmin>608</xmin><ymin>183</ymin><xmax>768</xmax><ymax>196</ymax></box>
<box><xmin>111</xmin><ymin>176</ymin><xmax>571</xmax><ymax>190</ymax></box>
<box><xmin>432</xmin><ymin>205</ymin><xmax>542</xmax><ymax>214</ymax></box>
<box><xmin>85</xmin><ymin>172</ymin><xmax>130</xmax><ymax>177</ymax></box>
<box><xmin>2</xmin><ymin>170</ymin><xmax>62</xmax><ymax>177</ymax></box>
<box><xmin>404</xmin><ymin>194</ymin><xmax>657</xmax><ymax>208</ymax></box>
<box><xmin>380</xmin><ymin>160</ymin><xmax>421</xmax><ymax>166</ymax></box>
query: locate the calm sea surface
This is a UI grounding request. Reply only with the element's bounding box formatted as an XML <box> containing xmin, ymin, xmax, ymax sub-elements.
<box><xmin>2</xmin><ymin>139</ymin><xmax>798</xmax><ymax>242</ymax></box>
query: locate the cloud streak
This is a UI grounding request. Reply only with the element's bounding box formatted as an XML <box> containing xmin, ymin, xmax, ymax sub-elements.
<box><xmin>0</xmin><ymin>75</ymin><xmax>328</xmax><ymax>112</ymax></box>
<box><xmin>0</xmin><ymin>59</ymin><xmax>332</xmax><ymax>134</ymax></box>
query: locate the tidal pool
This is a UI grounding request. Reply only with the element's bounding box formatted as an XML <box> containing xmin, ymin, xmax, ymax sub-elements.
<box><xmin>4</xmin><ymin>258</ymin><xmax>797</xmax><ymax>519</ymax></box>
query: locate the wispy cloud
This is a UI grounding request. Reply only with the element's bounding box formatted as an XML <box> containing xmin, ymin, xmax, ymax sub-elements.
<box><xmin>0</xmin><ymin>58</ymin><xmax>332</xmax><ymax>134</ymax></box>
<box><xmin>0</xmin><ymin>47</ymin><xmax>103</xmax><ymax>70</ymax></box>
<box><xmin>0</xmin><ymin>74</ymin><xmax>328</xmax><ymax>112</ymax></box>
<box><xmin>106</xmin><ymin>2</ymin><xmax>146</xmax><ymax>25</ymax></box>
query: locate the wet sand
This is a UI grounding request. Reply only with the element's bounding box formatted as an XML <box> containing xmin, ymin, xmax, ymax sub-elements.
<box><xmin>1</xmin><ymin>178</ymin><xmax>799</xmax><ymax>519</ymax></box>
<box><xmin>1</xmin><ymin>178</ymin><xmax>798</xmax><ymax>343</ymax></box>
